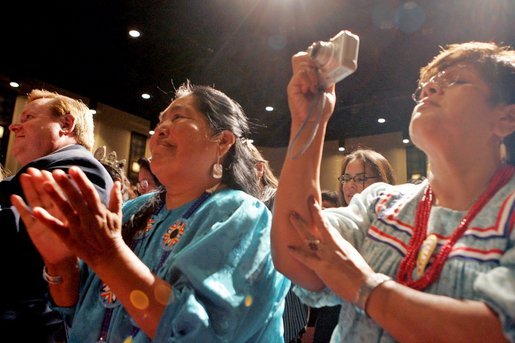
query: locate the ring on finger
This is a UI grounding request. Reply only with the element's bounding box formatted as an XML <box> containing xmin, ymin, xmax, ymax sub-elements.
<box><xmin>307</xmin><ymin>238</ymin><xmax>321</xmax><ymax>251</ymax></box>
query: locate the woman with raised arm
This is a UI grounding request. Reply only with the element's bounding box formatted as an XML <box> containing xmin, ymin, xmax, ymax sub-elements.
<box><xmin>271</xmin><ymin>42</ymin><xmax>515</xmax><ymax>342</ymax></box>
<box><xmin>13</xmin><ymin>82</ymin><xmax>290</xmax><ymax>342</ymax></box>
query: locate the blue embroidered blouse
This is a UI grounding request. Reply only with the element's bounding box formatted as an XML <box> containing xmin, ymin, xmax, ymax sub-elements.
<box><xmin>57</xmin><ymin>189</ymin><xmax>290</xmax><ymax>342</ymax></box>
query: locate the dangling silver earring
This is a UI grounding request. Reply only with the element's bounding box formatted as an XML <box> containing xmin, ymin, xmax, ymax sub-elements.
<box><xmin>500</xmin><ymin>137</ymin><xmax>507</xmax><ymax>164</ymax></box>
<box><xmin>212</xmin><ymin>152</ymin><xmax>223</xmax><ymax>179</ymax></box>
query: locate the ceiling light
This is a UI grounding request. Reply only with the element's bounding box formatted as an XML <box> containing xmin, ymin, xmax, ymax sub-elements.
<box><xmin>265</xmin><ymin>106</ymin><xmax>274</xmax><ymax>112</ymax></box>
<box><xmin>403</xmin><ymin>138</ymin><xmax>410</xmax><ymax>144</ymax></box>
<box><xmin>149</xmin><ymin>130</ymin><xmax>155</xmax><ymax>136</ymax></box>
<box><xmin>141</xmin><ymin>93</ymin><xmax>150</xmax><ymax>99</ymax></box>
<box><xmin>9</xmin><ymin>82</ymin><xmax>19</xmax><ymax>88</ymax></box>
<box><xmin>338</xmin><ymin>137</ymin><xmax>345</xmax><ymax>152</ymax></box>
<box><xmin>131</xmin><ymin>162</ymin><xmax>141</xmax><ymax>173</ymax></box>
<box><xmin>377</xmin><ymin>118</ymin><xmax>386</xmax><ymax>123</ymax></box>
<box><xmin>129</xmin><ymin>30</ymin><xmax>141</xmax><ymax>38</ymax></box>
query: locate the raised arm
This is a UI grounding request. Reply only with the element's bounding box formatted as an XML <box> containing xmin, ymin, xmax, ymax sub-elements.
<box><xmin>271</xmin><ymin>52</ymin><xmax>336</xmax><ymax>290</ymax></box>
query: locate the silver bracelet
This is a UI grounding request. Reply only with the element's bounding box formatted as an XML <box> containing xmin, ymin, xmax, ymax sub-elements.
<box><xmin>42</xmin><ymin>265</ymin><xmax>63</xmax><ymax>285</ymax></box>
<box><xmin>355</xmin><ymin>273</ymin><xmax>392</xmax><ymax>314</ymax></box>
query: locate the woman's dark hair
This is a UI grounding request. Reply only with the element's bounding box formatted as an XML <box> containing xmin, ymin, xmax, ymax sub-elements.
<box><xmin>338</xmin><ymin>148</ymin><xmax>396</xmax><ymax>206</ymax></box>
<box><xmin>174</xmin><ymin>82</ymin><xmax>260</xmax><ymax>197</ymax></box>
<box><xmin>122</xmin><ymin>82</ymin><xmax>260</xmax><ymax>242</ymax></box>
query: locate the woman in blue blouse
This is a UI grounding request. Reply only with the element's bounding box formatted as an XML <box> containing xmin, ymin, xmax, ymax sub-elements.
<box><xmin>272</xmin><ymin>41</ymin><xmax>515</xmax><ymax>342</ymax></box>
<box><xmin>13</xmin><ymin>82</ymin><xmax>290</xmax><ymax>342</ymax></box>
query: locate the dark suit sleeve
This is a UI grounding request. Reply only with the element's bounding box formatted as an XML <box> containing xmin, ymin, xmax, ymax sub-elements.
<box><xmin>42</xmin><ymin>158</ymin><xmax>114</xmax><ymax>205</ymax></box>
<box><xmin>13</xmin><ymin>145</ymin><xmax>114</xmax><ymax>204</ymax></box>
<box><xmin>0</xmin><ymin>145</ymin><xmax>114</xmax><ymax>311</ymax></box>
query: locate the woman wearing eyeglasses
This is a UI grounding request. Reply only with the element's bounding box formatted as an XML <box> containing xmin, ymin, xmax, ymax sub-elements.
<box><xmin>272</xmin><ymin>41</ymin><xmax>515</xmax><ymax>342</ymax></box>
<box><xmin>337</xmin><ymin>149</ymin><xmax>396</xmax><ymax>206</ymax></box>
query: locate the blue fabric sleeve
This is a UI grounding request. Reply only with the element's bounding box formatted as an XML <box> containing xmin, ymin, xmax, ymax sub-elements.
<box><xmin>154</xmin><ymin>193</ymin><xmax>290</xmax><ymax>342</ymax></box>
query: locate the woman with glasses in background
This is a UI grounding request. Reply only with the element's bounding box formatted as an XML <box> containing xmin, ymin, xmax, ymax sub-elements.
<box><xmin>337</xmin><ymin>149</ymin><xmax>396</xmax><ymax>206</ymax></box>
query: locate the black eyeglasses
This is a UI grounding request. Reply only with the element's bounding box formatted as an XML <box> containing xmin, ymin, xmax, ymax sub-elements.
<box><xmin>337</xmin><ymin>174</ymin><xmax>378</xmax><ymax>184</ymax></box>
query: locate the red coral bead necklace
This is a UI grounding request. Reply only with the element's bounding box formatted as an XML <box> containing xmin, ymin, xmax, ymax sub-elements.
<box><xmin>397</xmin><ymin>165</ymin><xmax>514</xmax><ymax>290</ymax></box>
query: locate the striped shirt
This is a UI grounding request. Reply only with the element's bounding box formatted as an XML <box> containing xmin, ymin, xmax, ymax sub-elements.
<box><xmin>295</xmin><ymin>177</ymin><xmax>515</xmax><ymax>342</ymax></box>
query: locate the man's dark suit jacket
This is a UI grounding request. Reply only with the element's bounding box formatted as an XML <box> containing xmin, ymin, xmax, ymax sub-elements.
<box><xmin>0</xmin><ymin>144</ymin><xmax>114</xmax><ymax>341</ymax></box>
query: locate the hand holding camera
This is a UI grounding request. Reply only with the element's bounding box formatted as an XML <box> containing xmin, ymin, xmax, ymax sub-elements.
<box><xmin>287</xmin><ymin>30</ymin><xmax>359</xmax><ymax>159</ymax></box>
<box><xmin>307</xmin><ymin>30</ymin><xmax>360</xmax><ymax>88</ymax></box>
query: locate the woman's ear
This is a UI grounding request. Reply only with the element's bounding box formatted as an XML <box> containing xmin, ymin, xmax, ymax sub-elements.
<box><xmin>60</xmin><ymin>113</ymin><xmax>76</xmax><ymax>135</ymax></box>
<box><xmin>493</xmin><ymin>104</ymin><xmax>515</xmax><ymax>138</ymax></box>
<box><xmin>216</xmin><ymin>130</ymin><xmax>236</xmax><ymax>155</ymax></box>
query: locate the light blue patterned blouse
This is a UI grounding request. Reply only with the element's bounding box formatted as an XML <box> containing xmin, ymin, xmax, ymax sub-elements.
<box><xmin>295</xmin><ymin>177</ymin><xmax>515</xmax><ymax>342</ymax></box>
<box><xmin>57</xmin><ymin>189</ymin><xmax>290</xmax><ymax>342</ymax></box>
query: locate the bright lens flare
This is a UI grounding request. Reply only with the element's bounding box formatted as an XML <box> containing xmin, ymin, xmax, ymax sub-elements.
<box><xmin>154</xmin><ymin>283</ymin><xmax>173</xmax><ymax>305</ymax></box>
<box><xmin>244</xmin><ymin>295</ymin><xmax>253</xmax><ymax>307</ymax></box>
<box><xmin>130</xmin><ymin>290</ymin><xmax>150</xmax><ymax>310</ymax></box>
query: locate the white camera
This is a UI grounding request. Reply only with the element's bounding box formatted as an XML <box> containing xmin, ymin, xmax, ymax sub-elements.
<box><xmin>307</xmin><ymin>30</ymin><xmax>360</xmax><ymax>88</ymax></box>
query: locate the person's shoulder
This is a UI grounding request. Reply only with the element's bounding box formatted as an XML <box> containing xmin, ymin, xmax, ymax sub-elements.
<box><xmin>46</xmin><ymin>145</ymin><xmax>114</xmax><ymax>192</ymax></box>
<box><xmin>206</xmin><ymin>189</ymin><xmax>269</xmax><ymax>216</ymax></box>
<box><xmin>343</xmin><ymin>181</ymin><xmax>424</xmax><ymax>210</ymax></box>
<box><xmin>28</xmin><ymin>145</ymin><xmax>96</xmax><ymax>167</ymax></box>
<box><xmin>212</xmin><ymin>188</ymin><xmax>265</xmax><ymax>205</ymax></box>
<box><xmin>199</xmin><ymin>190</ymin><xmax>271</xmax><ymax>231</ymax></box>
<box><xmin>48</xmin><ymin>144</ymin><xmax>89</xmax><ymax>158</ymax></box>
<box><xmin>363</xmin><ymin>181</ymin><xmax>423</xmax><ymax>197</ymax></box>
